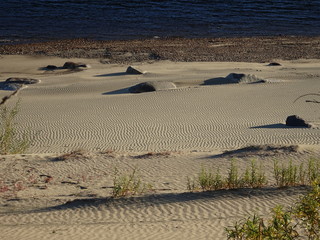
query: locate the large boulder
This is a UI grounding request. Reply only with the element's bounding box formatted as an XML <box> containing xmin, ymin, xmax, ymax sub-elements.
<box><xmin>286</xmin><ymin>115</ymin><xmax>312</xmax><ymax>128</ymax></box>
<box><xmin>129</xmin><ymin>81</ymin><xmax>176</xmax><ymax>93</ymax></box>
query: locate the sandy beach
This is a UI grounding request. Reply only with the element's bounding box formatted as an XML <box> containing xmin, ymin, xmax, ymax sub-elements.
<box><xmin>0</xmin><ymin>38</ymin><xmax>319</xmax><ymax>239</ymax></box>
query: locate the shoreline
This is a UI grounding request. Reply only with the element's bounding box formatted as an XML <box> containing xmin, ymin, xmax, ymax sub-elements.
<box><xmin>1</xmin><ymin>36</ymin><xmax>320</xmax><ymax>63</ymax></box>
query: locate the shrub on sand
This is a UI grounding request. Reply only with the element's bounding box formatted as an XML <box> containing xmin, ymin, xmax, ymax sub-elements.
<box><xmin>0</xmin><ymin>101</ymin><xmax>29</xmax><ymax>154</ymax></box>
<box><xmin>273</xmin><ymin>158</ymin><xmax>320</xmax><ymax>187</ymax></box>
<box><xmin>112</xmin><ymin>168</ymin><xmax>153</xmax><ymax>198</ymax></box>
<box><xmin>226</xmin><ymin>183</ymin><xmax>320</xmax><ymax>239</ymax></box>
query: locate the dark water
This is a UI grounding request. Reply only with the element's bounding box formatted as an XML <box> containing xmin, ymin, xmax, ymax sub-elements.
<box><xmin>0</xmin><ymin>0</ymin><xmax>319</xmax><ymax>43</ymax></box>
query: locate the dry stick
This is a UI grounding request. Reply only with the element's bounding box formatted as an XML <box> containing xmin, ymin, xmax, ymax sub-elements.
<box><xmin>0</xmin><ymin>89</ymin><xmax>20</xmax><ymax>106</ymax></box>
<box><xmin>293</xmin><ymin>93</ymin><xmax>320</xmax><ymax>104</ymax></box>
<box><xmin>306</xmin><ymin>100</ymin><xmax>320</xmax><ymax>104</ymax></box>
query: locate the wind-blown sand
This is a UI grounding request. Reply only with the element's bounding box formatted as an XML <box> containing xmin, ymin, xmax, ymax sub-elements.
<box><xmin>0</xmin><ymin>53</ymin><xmax>319</xmax><ymax>239</ymax></box>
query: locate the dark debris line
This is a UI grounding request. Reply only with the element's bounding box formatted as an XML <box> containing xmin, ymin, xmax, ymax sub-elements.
<box><xmin>0</xmin><ymin>36</ymin><xmax>320</xmax><ymax>63</ymax></box>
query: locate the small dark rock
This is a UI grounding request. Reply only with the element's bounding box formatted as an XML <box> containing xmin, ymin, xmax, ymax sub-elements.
<box><xmin>268</xmin><ymin>62</ymin><xmax>281</xmax><ymax>66</ymax></box>
<box><xmin>126</xmin><ymin>66</ymin><xmax>145</xmax><ymax>74</ymax></box>
<box><xmin>46</xmin><ymin>65</ymin><xmax>58</xmax><ymax>70</ymax></box>
<box><xmin>286</xmin><ymin>115</ymin><xmax>311</xmax><ymax>128</ymax></box>
<box><xmin>62</xmin><ymin>62</ymin><xmax>87</xmax><ymax>69</ymax></box>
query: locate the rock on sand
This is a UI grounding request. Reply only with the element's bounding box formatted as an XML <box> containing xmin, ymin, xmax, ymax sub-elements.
<box><xmin>129</xmin><ymin>81</ymin><xmax>176</xmax><ymax>93</ymax></box>
<box><xmin>225</xmin><ymin>73</ymin><xmax>266</xmax><ymax>84</ymax></box>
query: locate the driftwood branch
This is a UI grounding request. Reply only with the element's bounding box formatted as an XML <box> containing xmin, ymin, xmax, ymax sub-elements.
<box><xmin>293</xmin><ymin>93</ymin><xmax>320</xmax><ymax>104</ymax></box>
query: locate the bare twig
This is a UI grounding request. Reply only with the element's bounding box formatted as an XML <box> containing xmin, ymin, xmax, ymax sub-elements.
<box><xmin>306</xmin><ymin>100</ymin><xmax>320</xmax><ymax>104</ymax></box>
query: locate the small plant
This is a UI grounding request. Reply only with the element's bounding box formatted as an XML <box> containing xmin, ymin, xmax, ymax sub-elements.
<box><xmin>226</xmin><ymin>184</ymin><xmax>320</xmax><ymax>239</ymax></box>
<box><xmin>187</xmin><ymin>167</ymin><xmax>225</xmax><ymax>191</ymax></box>
<box><xmin>112</xmin><ymin>168</ymin><xmax>153</xmax><ymax>198</ymax></box>
<box><xmin>227</xmin><ymin>159</ymin><xmax>240</xmax><ymax>189</ymax></box>
<box><xmin>274</xmin><ymin>158</ymin><xmax>320</xmax><ymax>187</ymax></box>
<box><xmin>274</xmin><ymin>159</ymin><xmax>300</xmax><ymax>187</ymax></box>
<box><xmin>241</xmin><ymin>159</ymin><xmax>267</xmax><ymax>188</ymax></box>
<box><xmin>226</xmin><ymin>206</ymin><xmax>298</xmax><ymax>239</ymax></box>
<box><xmin>0</xmin><ymin>101</ymin><xmax>29</xmax><ymax>154</ymax></box>
<box><xmin>294</xmin><ymin>183</ymin><xmax>320</xmax><ymax>239</ymax></box>
<box><xmin>307</xmin><ymin>158</ymin><xmax>320</xmax><ymax>184</ymax></box>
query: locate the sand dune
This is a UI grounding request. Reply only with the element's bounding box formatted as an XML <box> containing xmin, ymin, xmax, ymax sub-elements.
<box><xmin>0</xmin><ymin>55</ymin><xmax>319</xmax><ymax>239</ymax></box>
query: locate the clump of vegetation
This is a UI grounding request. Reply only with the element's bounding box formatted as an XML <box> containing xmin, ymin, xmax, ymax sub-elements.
<box><xmin>295</xmin><ymin>184</ymin><xmax>320</xmax><ymax>239</ymax></box>
<box><xmin>0</xmin><ymin>101</ymin><xmax>29</xmax><ymax>154</ymax></box>
<box><xmin>274</xmin><ymin>158</ymin><xmax>320</xmax><ymax>187</ymax></box>
<box><xmin>274</xmin><ymin>159</ymin><xmax>299</xmax><ymax>187</ymax></box>
<box><xmin>226</xmin><ymin>183</ymin><xmax>320</xmax><ymax>239</ymax></box>
<box><xmin>187</xmin><ymin>167</ymin><xmax>224</xmax><ymax>191</ymax></box>
<box><xmin>187</xmin><ymin>159</ymin><xmax>267</xmax><ymax>191</ymax></box>
<box><xmin>112</xmin><ymin>168</ymin><xmax>153</xmax><ymax>198</ymax></box>
<box><xmin>242</xmin><ymin>159</ymin><xmax>266</xmax><ymax>188</ymax></box>
<box><xmin>189</xmin><ymin>158</ymin><xmax>320</xmax><ymax>193</ymax></box>
<box><xmin>226</xmin><ymin>206</ymin><xmax>298</xmax><ymax>239</ymax></box>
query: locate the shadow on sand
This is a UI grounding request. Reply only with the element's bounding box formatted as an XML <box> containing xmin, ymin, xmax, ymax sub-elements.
<box><xmin>250</xmin><ymin>123</ymin><xmax>288</xmax><ymax>129</ymax></box>
<box><xmin>102</xmin><ymin>87</ymin><xmax>130</xmax><ymax>95</ymax></box>
<box><xmin>28</xmin><ymin>186</ymin><xmax>309</xmax><ymax>213</ymax></box>
<box><xmin>95</xmin><ymin>72</ymin><xmax>128</xmax><ymax>77</ymax></box>
<box><xmin>202</xmin><ymin>77</ymin><xmax>228</xmax><ymax>85</ymax></box>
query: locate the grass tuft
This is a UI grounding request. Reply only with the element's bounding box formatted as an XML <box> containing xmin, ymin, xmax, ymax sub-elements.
<box><xmin>112</xmin><ymin>168</ymin><xmax>153</xmax><ymax>198</ymax></box>
<box><xmin>188</xmin><ymin>159</ymin><xmax>267</xmax><ymax>192</ymax></box>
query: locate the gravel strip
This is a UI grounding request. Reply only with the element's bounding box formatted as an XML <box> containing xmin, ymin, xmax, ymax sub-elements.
<box><xmin>0</xmin><ymin>36</ymin><xmax>319</xmax><ymax>63</ymax></box>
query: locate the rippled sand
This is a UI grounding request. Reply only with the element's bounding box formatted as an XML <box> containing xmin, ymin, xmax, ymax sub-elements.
<box><xmin>0</xmin><ymin>55</ymin><xmax>319</xmax><ymax>240</ymax></box>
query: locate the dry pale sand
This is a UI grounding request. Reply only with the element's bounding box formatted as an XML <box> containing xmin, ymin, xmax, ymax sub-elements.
<box><xmin>0</xmin><ymin>55</ymin><xmax>319</xmax><ymax>239</ymax></box>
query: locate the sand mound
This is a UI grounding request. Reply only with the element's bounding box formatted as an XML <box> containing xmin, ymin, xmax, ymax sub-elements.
<box><xmin>222</xmin><ymin>145</ymin><xmax>300</xmax><ymax>157</ymax></box>
<box><xmin>225</xmin><ymin>73</ymin><xmax>266</xmax><ymax>83</ymax></box>
<box><xmin>129</xmin><ymin>81</ymin><xmax>176</xmax><ymax>93</ymax></box>
<box><xmin>203</xmin><ymin>73</ymin><xmax>267</xmax><ymax>85</ymax></box>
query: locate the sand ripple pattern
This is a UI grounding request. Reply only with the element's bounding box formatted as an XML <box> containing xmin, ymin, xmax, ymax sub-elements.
<box><xmin>0</xmin><ymin>187</ymin><xmax>308</xmax><ymax>240</ymax></box>
<box><xmin>15</xmin><ymin>76</ymin><xmax>320</xmax><ymax>153</ymax></box>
